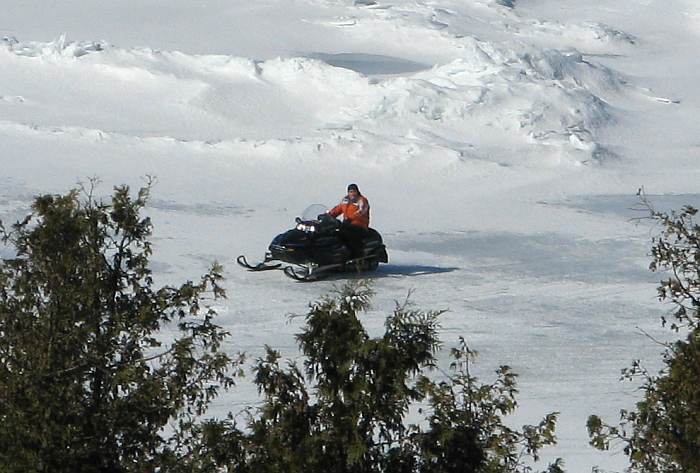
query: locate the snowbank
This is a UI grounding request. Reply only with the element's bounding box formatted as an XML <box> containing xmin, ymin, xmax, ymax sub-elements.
<box><xmin>1</xmin><ymin>33</ymin><xmax>626</xmax><ymax>167</ymax></box>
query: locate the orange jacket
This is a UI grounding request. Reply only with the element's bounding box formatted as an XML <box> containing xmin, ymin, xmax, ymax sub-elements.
<box><xmin>329</xmin><ymin>195</ymin><xmax>370</xmax><ymax>229</ymax></box>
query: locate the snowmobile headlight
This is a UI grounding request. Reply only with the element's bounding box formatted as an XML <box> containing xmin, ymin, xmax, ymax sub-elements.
<box><xmin>296</xmin><ymin>223</ymin><xmax>315</xmax><ymax>232</ymax></box>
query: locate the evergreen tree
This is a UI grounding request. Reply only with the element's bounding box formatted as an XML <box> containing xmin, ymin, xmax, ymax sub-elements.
<box><xmin>193</xmin><ymin>282</ymin><xmax>563</xmax><ymax>473</ymax></box>
<box><xmin>0</xmin><ymin>182</ymin><xmax>240</xmax><ymax>473</ymax></box>
<box><xmin>588</xmin><ymin>194</ymin><xmax>700</xmax><ymax>472</ymax></box>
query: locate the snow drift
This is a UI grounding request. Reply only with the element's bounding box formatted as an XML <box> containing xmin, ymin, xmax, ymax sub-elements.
<box><xmin>1</xmin><ymin>32</ymin><xmax>625</xmax><ymax>167</ymax></box>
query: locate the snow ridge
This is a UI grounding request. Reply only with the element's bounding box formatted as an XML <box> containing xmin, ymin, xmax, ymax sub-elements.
<box><xmin>1</xmin><ymin>32</ymin><xmax>627</xmax><ymax>167</ymax></box>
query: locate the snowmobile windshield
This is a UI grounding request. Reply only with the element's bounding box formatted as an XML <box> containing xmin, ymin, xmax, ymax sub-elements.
<box><xmin>300</xmin><ymin>204</ymin><xmax>328</xmax><ymax>222</ymax></box>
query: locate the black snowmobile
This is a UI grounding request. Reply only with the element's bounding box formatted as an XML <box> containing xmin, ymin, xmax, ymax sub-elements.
<box><xmin>237</xmin><ymin>204</ymin><xmax>388</xmax><ymax>281</ymax></box>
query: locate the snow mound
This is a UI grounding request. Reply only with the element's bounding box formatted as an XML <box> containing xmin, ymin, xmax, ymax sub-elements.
<box><xmin>307</xmin><ymin>0</ymin><xmax>635</xmax><ymax>54</ymax></box>
<box><xmin>581</xmin><ymin>22</ymin><xmax>637</xmax><ymax>44</ymax></box>
<box><xmin>514</xmin><ymin>20</ymin><xmax>637</xmax><ymax>47</ymax></box>
<box><xmin>0</xmin><ymin>95</ymin><xmax>25</xmax><ymax>103</ymax></box>
<box><xmin>346</xmin><ymin>40</ymin><xmax>623</xmax><ymax>165</ymax></box>
<box><xmin>1</xmin><ymin>35</ymin><xmax>626</xmax><ymax>167</ymax></box>
<box><xmin>2</xmin><ymin>34</ymin><xmax>105</xmax><ymax>59</ymax></box>
<box><xmin>486</xmin><ymin>0</ymin><xmax>515</xmax><ymax>8</ymax></box>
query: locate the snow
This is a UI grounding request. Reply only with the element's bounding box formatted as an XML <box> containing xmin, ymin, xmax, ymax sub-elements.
<box><xmin>2</xmin><ymin>0</ymin><xmax>700</xmax><ymax>470</ymax></box>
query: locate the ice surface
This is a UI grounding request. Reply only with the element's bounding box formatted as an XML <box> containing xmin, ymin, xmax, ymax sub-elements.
<box><xmin>306</xmin><ymin>52</ymin><xmax>429</xmax><ymax>75</ymax></box>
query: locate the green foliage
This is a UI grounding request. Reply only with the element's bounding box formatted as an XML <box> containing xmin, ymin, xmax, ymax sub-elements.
<box><xmin>418</xmin><ymin>339</ymin><xmax>562</xmax><ymax>473</ymax></box>
<box><xmin>194</xmin><ymin>282</ymin><xmax>563</xmax><ymax>473</ymax></box>
<box><xmin>0</xmin><ymin>182</ymin><xmax>240</xmax><ymax>473</ymax></box>
<box><xmin>588</xmin><ymin>193</ymin><xmax>700</xmax><ymax>473</ymax></box>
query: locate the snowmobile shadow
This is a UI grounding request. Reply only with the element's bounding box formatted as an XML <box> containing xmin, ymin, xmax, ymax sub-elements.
<box><xmin>315</xmin><ymin>264</ymin><xmax>458</xmax><ymax>282</ymax></box>
<box><xmin>375</xmin><ymin>264</ymin><xmax>459</xmax><ymax>278</ymax></box>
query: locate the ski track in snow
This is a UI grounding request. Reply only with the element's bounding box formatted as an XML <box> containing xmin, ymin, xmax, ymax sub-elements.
<box><xmin>2</xmin><ymin>0</ymin><xmax>700</xmax><ymax>470</ymax></box>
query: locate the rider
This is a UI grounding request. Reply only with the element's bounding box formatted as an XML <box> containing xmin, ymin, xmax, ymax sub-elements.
<box><xmin>328</xmin><ymin>183</ymin><xmax>370</xmax><ymax>257</ymax></box>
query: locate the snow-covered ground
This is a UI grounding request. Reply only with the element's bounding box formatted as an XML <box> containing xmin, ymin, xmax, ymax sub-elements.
<box><xmin>2</xmin><ymin>0</ymin><xmax>699</xmax><ymax>470</ymax></box>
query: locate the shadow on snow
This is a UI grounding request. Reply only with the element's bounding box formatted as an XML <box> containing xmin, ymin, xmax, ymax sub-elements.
<box><xmin>313</xmin><ymin>264</ymin><xmax>459</xmax><ymax>282</ymax></box>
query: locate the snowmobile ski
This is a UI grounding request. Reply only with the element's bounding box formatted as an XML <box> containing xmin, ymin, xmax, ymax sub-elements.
<box><xmin>236</xmin><ymin>255</ymin><xmax>282</xmax><ymax>271</ymax></box>
<box><xmin>283</xmin><ymin>264</ymin><xmax>338</xmax><ymax>282</ymax></box>
<box><xmin>283</xmin><ymin>265</ymin><xmax>316</xmax><ymax>281</ymax></box>
<box><xmin>283</xmin><ymin>256</ymin><xmax>377</xmax><ymax>282</ymax></box>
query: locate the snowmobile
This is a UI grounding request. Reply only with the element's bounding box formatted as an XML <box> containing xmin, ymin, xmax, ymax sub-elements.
<box><xmin>237</xmin><ymin>204</ymin><xmax>388</xmax><ymax>281</ymax></box>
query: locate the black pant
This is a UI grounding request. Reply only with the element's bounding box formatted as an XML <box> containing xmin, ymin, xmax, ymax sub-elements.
<box><xmin>339</xmin><ymin>222</ymin><xmax>368</xmax><ymax>258</ymax></box>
